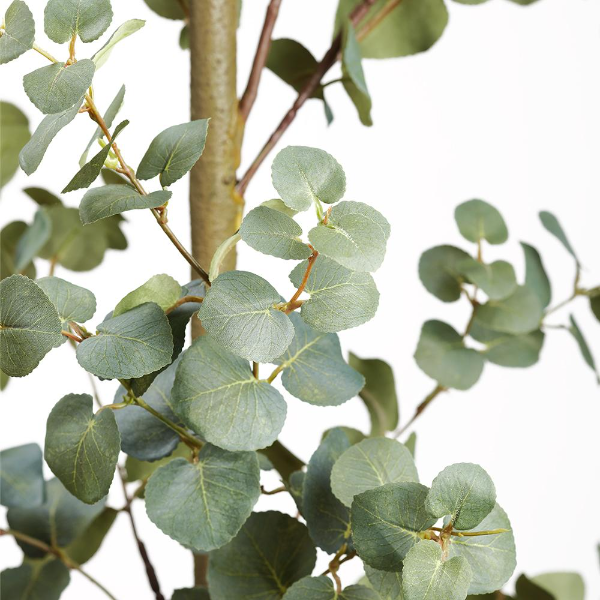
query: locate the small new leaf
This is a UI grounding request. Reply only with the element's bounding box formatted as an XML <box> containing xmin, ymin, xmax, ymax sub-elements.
<box><xmin>92</xmin><ymin>19</ymin><xmax>145</xmax><ymax>70</ymax></box>
<box><xmin>114</xmin><ymin>274</ymin><xmax>181</xmax><ymax>316</ymax></box>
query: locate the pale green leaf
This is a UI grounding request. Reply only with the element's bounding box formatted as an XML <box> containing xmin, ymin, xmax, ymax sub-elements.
<box><xmin>273</xmin><ymin>312</ymin><xmax>364</xmax><ymax>406</ymax></box>
<box><xmin>458</xmin><ymin>259</ymin><xmax>517</xmax><ymax>301</ymax></box>
<box><xmin>349</xmin><ymin>353</ymin><xmax>399</xmax><ymax>435</ymax></box>
<box><xmin>172</xmin><ymin>337</ymin><xmax>287</xmax><ymax>451</ymax></box>
<box><xmin>531</xmin><ymin>573</ymin><xmax>585</xmax><ymax>600</ymax></box>
<box><xmin>239</xmin><ymin>206</ymin><xmax>311</xmax><ymax>260</ymax></box>
<box><xmin>0</xmin><ymin>558</ymin><xmax>70</xmax><ymax>600</ymax></box>
<box><xmin>64</xmin><ymin>506</ymin><xmax>117</xmax><ymax>564</ymax></box>
<box><xmin>37</xmin><ymin>276</ymin><xmax>96</xmax><ymax>323</ymax></box>
<box><xmin>14</xmin><ymin>209</ymin><xmax>51</xmax><ymax>272</ymax></box>
<box><xmin>521</xmin><ymin>242</ymin><xmax>551</xmax><ymax>309</ymax></box>
<box><xmin>539</xmin><ymin>211</ymin><xmax>579</xmax><ymax>264</ymax></box>
<box><xmin>146</xmin><ymin>446</ymin><xmax>260</xmax><ymax>552</ymax></box>
<box><xmin>209</xmin><ymin>233</ymin><xmax>241</xmax><ymax>282</ymax></box>
<box><xmin>447</xmin><ymin>503</ymin><xmax>516</xmax><ymax>594</ymax></box>
<box><xmin>402</xmin><ymin>540</ymin><xmax>472</xmax><ymax>600</ymax></box>
<box><xmin>114</xmin><ymin>274</ymin><xmax>181</xmax><ymax>317</ymax></box>
<box><xmin>24</xmin><ymin>187</ymin><xmax>63</xmax><ymax>206</ymax></box>
<box><xmin>0</xmin><ymin>1</ymin><xmax>35</xmax><ymax>64</ymax></box>
<box><xmin>568</xmin><ymin>314</ymin><xmax>599</xmax><ymax>383</ymax></box>
<box><xmin>418</xmin><ymin>245</ymin><xmax>472</xmax><ymax>303</ymax></box>
<box><xmin>405</xmin><ymin>432</ymin><xmax>417</xmax><ymax>458</ymax></box>
<box><xmin>198</xmin><ymin>270</ymin><xmax>294</xmax><ymax>363</ymax></box>
<box><xmin>455</xmin><ymin>199</ymin><xmax>508</xmax><ymax>245</ymax></box>
<box><xmin>45</xmin><ymin>393</ymin><xmax>120</xmax><ymax>504</ymax></box>
<box><xmin>137</xmin><ymin>119</ymin><xmax>209</xmax><ymax>187</ymax></box>
<box><xmin>92</xmin><ymin>19</ymin><xmax>145</xmax><ymax>70</ymax></box>
<box><xmin>331</xmin><ymin>438</ymin><xmax>418</xmax><ymax>508</ymax></box>
<box><xmin>208</xmin><ymin>511</ymin><xmax>316</xmax><ymax>600</ymax></box>
<box><xmin>309</xmin><ymin>201</ymin><xmax>390</xmax><ymax>272</ymax></box>
<box><xmin>284</xmin><ymin>576</ymin><xmax>379</xmax><ymax>599</ymax></box>
<box><xmin>290</xmin><ymin>256</ymin><xmax>380</xmax><ymax>333</ymax></box>
<box><xmin>474</xmin><ymin>285</ymin><xmax>543</xmax><ymax>335</ymax></box>
<box><xmin>0</xmin><ymin>275</ymin><xmax>64</xmax><ymax>377</ymax></box>
<box><xmin>23</xmin><ymin>60</ymin><xmax>95</xmax><ymax>115</ymax></box>
<box><xmin>365</xmin><ymin>564</ymin><xmax>404</xmax><ymax>600</ymax></box>
<box><xmin>342</xmin><ymin>23</ymin><xmax>372</xmax><ymax>126</ymax></box>
<box><xmin>44</xmin><ymin>0</ymin><xmax>113</xmax><ymax>43</ymax></box>
<box><xmin>271</xmin><ymin>146</ymin><xmax>346</xmax><ymax>212</ymax></box>
<box><xmin>1</xmin><ymin>101</ymin><xmax>30</xmax><ymax>187</ymax></box>
<box><xmin>414</xmin><ymin>320</ymin><xmax>484</xmax><ymax>390</ymax></box>
<box><xmin>261</xmin><ymin>198</ymin><xmax>299</xmax><ymax>217</ymax></box>
<box><xmin>0</xmin><ymin>443</ymin><xmax>44</xmax><ymax>508</ymax></box>
<box><xmin>19</xmin><ymin>104</ymin><xmax>79</xmax><ymax>175</ymax></box>
<box><xmin>76</xmin><ymin>302</ymin><xmax>173</xmax><ymax>379</ymax></box>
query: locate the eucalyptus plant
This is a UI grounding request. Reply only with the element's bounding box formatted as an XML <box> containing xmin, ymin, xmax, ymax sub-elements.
<box><xmin>0</xmin><ymin>1</ymin><xmax>597</xmax><ymax>599</ymax></box>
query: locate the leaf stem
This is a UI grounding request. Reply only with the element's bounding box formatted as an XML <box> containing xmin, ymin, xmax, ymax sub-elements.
<box><xmin>428</xmin><ymin>526</ymin><xmax>510</xmax><ymax>537</ymax></box>
<box><xmin>32</xmin><ymin>42</ymin><xmax>58</xmax><ymax>63</ymax></box>
<box><xmin>285</xmin><ymin>246</ymin><xmax>318</xmax><ymax>314</ymax></box>
<box><xmin>165</xmin><ymin>295</ymin><xmax>204</xmax><ymax>315</ymax></box>
<box><xmin>62</xmin><ymin>330</ymin><xmax>83</xmax><ymax>343</ymax></box>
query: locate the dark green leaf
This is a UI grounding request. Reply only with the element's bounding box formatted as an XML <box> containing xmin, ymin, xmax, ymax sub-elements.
<box><xmin>14</xmin><ymin>209</ymin><xmax>51</xmax><ymax>272</ymax></box>
<box><xmin>23</xmin><ymin>188</ymin><xmax>63</xmax><ymax>206</ymax></box>
<box><xmin>288</xmin><ymin>470</ymin><xmax>305</xmax><ymax>514</ymax></box>
<box><xmin>1</xmin><ymin>222</ymin><xmax>36</xmax><ymax>280</ymax></box>
<box><xmin>0</xmin><ymin>443</ymin><xmax>44</xmax><ymax>508</ymax></box>
<box><xmin>172</xmin><ymin>588</ymin><xmax>210</xmax><ymax>600</ymax></box>
<box><xmin>418</xmin><ymin>245</ymin><xmax>471</xmax><ymax>303</ymax></box>
<box><xmin>64</xmin><ymin>506</ymin><xmax>117</xmax><ymax>564</ymax></box>
<box><xmin>455</xmin><ymin>199</ymin><xmax>508</xmax><ymax>245</ymax></box>
<box><xmin>0</xmin><ymin>558</ymin><xmax>70</xmax><ymax>600</ymax></box>
<box><xmin>0</xmin><ymin>1</ymin><xmax>35</xmax><ymax>65</ymax></box>
<box><xmin>568</xmin><ymin>314</ymin><xmax>599</xmax><ymax>383</ymax></box>
<box><xmin>341</xmin><ymin>23</ymin><xmax>372</xmax><ymax>126</ymax></box>
<box><xmin>539</xmin><ymin>211</ymin><xmax>579</xmax><ymax>264</ymax></box>
<box><xmin>143</xmin><ymin>0</ymin><xmax>187</xmax><ymax>19</ymax></box>
<box><xmin>0</xmin><ymin>101</ymin><xmax>30</xmax><ymax>187</ymax></box>
<box><xmin>44</xmin><ymin>0</ymin><xmax>113</xmax><ymax>43</ymax></box>
<box><xmin>521</xmin><ymin>242</ymin><xmax>551</xmax><ymax>309</ymax></box>
<box><xmin>515</xmin><ymin>576</ymin><xmax>555</xmax><ymax>600</ymax></box>
<box><xmin>36</xmin><ymin>276</ymin><xmax>96</xmax><ymax>323</ymax></box>
<box><xmin>530</xmin><ymin>573</ymin><xmax>584</xmax><ymax>600</ymax></box>
<box><xmin>589</xmin><ymin>293</ymin><xmax>600</xmax><ymax>322</ymax></box>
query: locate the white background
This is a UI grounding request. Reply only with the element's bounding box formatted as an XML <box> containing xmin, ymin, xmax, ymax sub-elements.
<box><xmin>1</xmin><ymin>0</ymin><xmax>599</xmax><ymax>598</ymax></box>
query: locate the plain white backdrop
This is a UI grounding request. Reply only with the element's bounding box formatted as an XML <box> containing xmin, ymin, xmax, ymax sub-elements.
<box><xmin>1</xmin><ymin>0</ymin><xmax>599</xmax><ymax>598</ymax></box>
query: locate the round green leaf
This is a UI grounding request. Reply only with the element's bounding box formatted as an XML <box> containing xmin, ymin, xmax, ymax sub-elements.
<box><xmin>458</xmin><ymin>259</ymin><xmax>517</xmax><ymax>301</ymax></box>
<box><xmin>1</xmin><ymin>101</ymin><xmax>30</xmax><ymax>187</ymax></box>
<box><xmin>239</xmin><ymin>205</ymin><xmax>311</xmax><ymax>260</ymax></box>
<box><xmin>331</xmin><ymin>438</ymin><xmax>419</xmax><ymax>508</ymax></box>
<box><xmin>198</xmin><ymin>270</ymin><xmax>294</xmax><ymax>363</ymax></box>
<box><xmin>447</xmin><ymin>503</ymin><xmax>516</xmax><ymax>594</ymax></box>
<box><xmin>414</xmin><ymin>320</ymin><xmax>484</xmax><ymax>390</ymax></box>
<box><xmin>207</xmin><ymin>511</ymin><xmax>317</xmax><ymax>600</ymax></box>
<box><xmin>351</xmin><ymin>482</ymin><xmax>437</xmax><ymax>571</ymax></box>
<box><xmin>418</xmin><ymin>245</ymin><xmax>472</xmax><ymax>303</ymax></box>
<box><xmin>0</xmin><ymin>1</ymin><xmax>35</xmax><ymax>65</ymax></box>
<box><xmin>45</xmin><ymin>393</ymin><xmax>120</xmax><ymax>504</ymax></box>
<box><xmin>0</xmin><ymin>443</ymin><xmax>44</xmax><ymax>508</ymax></box>
<box><xmin>44</xmin><ymin>0</ymin><xmax>113</xmax><ymax>43</ymax></box>
<box><xmin>531</xmin><ymin>573</ymin><xmax>585</xmax><ymax>600</ymax></box>
<box><xmin>76</xmin><ymin>302</ymin><xmax>174</xmax><ymax>379</ymax></box>
<box><xmin>37</xmin><ymin>276</ymin><xmax>96</xmax><ymax>323</ymax></box>
<box><xmin>0</xmin><ymin>275</ymin><xmax>64</xmax><ymax>377</ymax></box>
<box><xmin>521</xmin><ymin>242</ymin><xmax>551</xmax><ymax>309</ymax></box>
<box><xmin>455</xmin><ymin>199</ymin><xmax>508</xmax><ymax>245</ymax></box>
<box><xmin>273</xmin><ymin>312</ymin><xmax>364</xmax><ymax>406</ymax></box>
<box><xmin>308</xmin><ymin>201</ymin><xmax>390</xmax><ymax>272</ymax></box>
<box><xmin>23</xmin><ymin>60</ymin><xmax>95</xmax><ymax>115</ymax></box>
<box><xmin>290</xmin><ymin>256</ymin><xmax>379</xmax><ymax>333</ymax></box>
<box><xmin>172</xmin><ymin>337</ymin><xmax>287</xmax><ymax>451</ymax></box>
<box><xmin>474</xmin><ymin>285</ymin><xmax>543</xmax><ymax>335</ymax></box>
<box><xmin>284</xmin><ymin>576</ymin><xmax>379</xmax><ymax>599</ymax></box>
<box><xmin>0</xmin><ymin>559</ymin><xmax>70</xmax><ymax>600</ymax></box>
<box><xmin>146</xmin><ymin>447</ymin><xmax>260</xmax><ymax>552</ymax></box>
<box><xmin>114</xmin><ymin>273</ymin><xmax>181</xmax><ymax>317</ymax></box>
<box><xmin>426</xmin><ymin>463</ymin><xmax>496</xmax><ymax>530</ymax></box>
<box><xmin>271</xmin><ymin>146</ymin><xmax>346</xmax><ymax>212</ymax></box>
<box><xmin>402</xmin><ymin>540</ymin><xmax>472</xmax><ymax>600</ymax></box>
<box><xmin>364</xmin><ymin>565</ymin><xmax>404</xmax><ymax>600</ymax></box>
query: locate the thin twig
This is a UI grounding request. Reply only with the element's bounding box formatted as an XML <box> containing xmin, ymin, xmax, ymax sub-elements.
<box><xmin>165</xmin><ymin>295</ymin><xmax>204</xmax><ymax>315</ymax></box>
<box><xmin>239</xmin><ymin>0</ymin><xmax>283</xmax><ymax>121</ymax></box>
<box><xmin>393</xmin><ymin>384</ymin><xmax>446</xmax><ymax>438</ymax></box>
<box><xmin>260</xmin><ymin>485</ymin><xmax>287</xmax><ymax>495</ymax></box>
<box><xmin>285</xmin><ymin>247</ymin><xmax>318</xmax><ymax>313</ymax></box>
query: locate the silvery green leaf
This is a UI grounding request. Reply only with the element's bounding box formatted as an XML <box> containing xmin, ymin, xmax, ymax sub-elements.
<box><xmin>0</xmin><ymin>1</ymin><xmax>35</xmax><ymax>64</ymax></box>
<box><xmin>79</xmin><ymin>84</ymin><xmax>125</xmax><ymax>166</ymax></box>
<box><xmin>539</xmin><ymin>211</ymin><xmax>579</xmax><ymax>264</ymax></box>
<box><xmin>273</xmin><ymin>312</ymin><xmax>364</xmax><ymax>406</ymax></box>
<box><xmin>23</xmin><ymin>60</ymin><xmax>95</xmax><ymax>115</ymax></box>
<box><xmin>342</xmin><ymin>23</ymin><xmax>372</xmax><ymax>126</ymax></box>
<box><xmin>290</xmin><ymin>256</ymin><xmax>379</xmax><ymax>333</ymax></box>
<box><xmin>114</xmin><ymin>273</ymin><xmax>181</xmax><ymax>316</ymax></box>
<box><xmin>455</xmin><ymin>199</ymin><xmax>508</xmax><ymax>245</ymax></box>
<box><xmin>137</xmin><ymin>119</ymin><xmax>209</xmax><ymax>187</ymax></box>
<box><xmin>7</xmin><ymin>477</ymin><xmax>105</xmax><ymax>558</ymax></box>
<box><xmin>44</xmin><ymin>0</ymin><xmax>113</xmax><ymax>43</ymax></box>
<box><xmin>348</xmin><ymin>353</ymin><xmax>398</xmax><ymax>435</ymax></box>
<box><xmin>239</xmin><ymin>206</ymin><xmax>311</xmax><ymax>260</ymax></box>
<box><xmin>24</xmin><ymin>187</ymin><xmax>62</xmax><ymax>206</ymax></box>
<box><xmin>271</xmin><ymin>146</ymin><xmax>346</xmax><ymax>212</ymax></box>
<box><xmin>426</xmin><ymin>463</ymin><xmax>495</xmax><ymax>530</ymax></box>
<box><xmin>1</xmin><ymin>222</ymin><xmax>35</xmax><ymax>280</ymax></box>
<box><xmin>37</xmin><ymin>276</ymin><xmax>96</xmax><ymax>323</ymax></box>
<box><xmin>303</xmin><ymin>428</ymin><xmax>352</xmax><ymax>553</ymax></box>
<box><xmin>458</xmin><ymin>258</ymin><xmax>517</xmax><ymax>301</ymax></box>
<box><xmin>80</xmin><ymin>185</ymin><xmax>171</xmax><ymax>224</ymax></box>
<box><xmin>284</xmin><ymin>576</ymin><xmax>379</xmax><ymax>599</ymax></box>
<box><xmin>207</xmin><ymin>511</ymin><xmax>316</xmax><ymax>600</ymax></box>
<box><xmin>414</xmin><ymin>320</ymin><xmax>484</xmax><ymax>390</ymax></box>
<box><xmin>14</xmin><ymin>209</ymin><xmax>51</xmax><ymax>272</ymax></box>
<box><xmin>45</xmin><ymin>393</ymin><xmax>120</xmax><ymax>504</ymax></box>
<box><xmin>521</xmin><ymin>242</ymin><xmax>551</xmax><ymax>309</ymax></box>
<box><xmin>76</xmin><ymin>302</ymin><xmax>173</xmax><ymax>379</ymax></box>
<box><xmin>198</xmin><ymin>270</ymin><xmax>294</xmax><ymax>363</ymax></box>
<box><xmin>0</xmin><ymin>443</ymin><xmax>44</xmax><ymax>508</ymax></box>
<box><xmin>145</xmin><ymin>446</ymin><xmax>260</xmax><ymax>552</ymax></box>
<box><xmin>19</xmin><ymin>104</ymin><xmax>79</xmax><ymax>175</ymax></box>
<box><xmin>364</xmin><ymin>565</ymin><xmax>404</xmax><ymax>600</ymax></box>
<box><xmin>474</xmin><ymin>285</ymin><xmax>543</xmax><ymax>335</ymax></box>
<box><xmin>0</xmin><ymin>559</ymin><xmax>70</xmax><ymax>600</ymax></box>
<box><xmin>351</xmin><ymin>482</ymin><xmax>436</xmax><ymax>571</ymax></box>
<box><xmin>447</xmin><ymin>503</ymin><xmax>516</xmax><ymax>594</ymax></box>
<box><xmin>331</xmin><ymin>438</ymin><xmax>418</xmax><ymax>508</ymax></box>
<box><xmin>114</xmin><ymin>358</ymin><xmax>183</xmax><ymax>461</ymax></box>
<box><xmin>63</xmin><ymin>120</ymin><xmax>128</xmax><ymax>193</ymax></box>
<box><xmin>0</xmin><ymin>275</ymin><xmax>64</xmax><ymax>377</ymax></box>
<box><xmin>92</xmin><ymin>19</ymin><xmax>145</xmax><ymax>70</ymax></box>
<box><xmin>402</xmin><ymin>540</ymin><xmax>472</xmax><ymax>600</ymax></box>
<box><xmin>1</xmin><ymin>102</ymin><xmax>30</xmax><ymax>187</ymax></box>
<box><xmin>568</xmin><ymin>314</ymin><xmax>599</xmax><ymax>383</ymax></box>
<box><xmin>531</xmin><ymin>573</ymin><xmax>585</xmax><ymax>600</ymax></box>
<box><xmin>171</xmin><ymin>337</ymin><xmax>286</xmax><ymax>451</ymax></box>
<box><xmin>418</xmin><ymin>245</ymin><xmax>471</xmax><ymax>303</ymax></box>
<box><xmin>309</xmin><ymin>201</ymin><xmax>390</xmax><ymax>272</ymax></box>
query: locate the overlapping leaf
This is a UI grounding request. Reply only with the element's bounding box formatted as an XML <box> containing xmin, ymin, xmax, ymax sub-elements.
<box><xmin>458</xmin><ymin>259</ymin><xmax>517</xmax><ymax>301</ymax></box>
<box><xmin>44</xmin><ymin>0</ymin><xmax>113</xmax><ymax>43</ymax></box>
<box><xmin>364</xmin><ymin>565</ymin><xmax>404</xmax><ymax>600</ymax></box>
<box><xmin>1</xmin><ymin>101</ymin><xmax>30</xmax><ymax>187</ymax></box>
<box><xmin>0</xmin><ymin>559</ymin><xmax>70</xmax><ymax>599</ymax></box>
<box><xmin>14</xmin><ymin>209</ymin><xmax>51</xmax><ymax>272</ymax></box>
<box><xmin>284</xmin><ymin>576</ymin><xmax>379</xmax><ymax>599</ymax></box>
<box><xmin>521</xmin><ymin>242</ymin><xmax>551</xmax><ymax>309</ymax></box>
<box><xmin>114</xmin><ymin>273</ymin><xmax>181</xmax><ymax>316</ymax></box>
<box><xmin>341</xmin><ymin>23</ymin><xmax>372</xmax><ymax>126</ymax></box>
<box><xmin>418</xmin><ymin>245</ymin><xmax>471</xmax><ymax>303</ymax></box>
<box><xmin>0</xmin><ymin>1</ymin><xmax>35</xmax><ymax>65</ymax></box>
<box><xmin>37</xmin><ymin>276</ymin><xmax>96</xmax><ymax>323</ymax></box>
<box><xmin>0</xmin><ymin>443</ymin><xmax>44</xmax><ymax>508</ymax></box>
<box><xmin>1</xmin><ymin>221</ymin><xmax>36</xmax><ymax>280</ymax></box>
